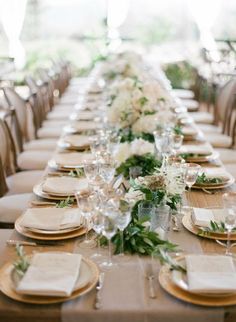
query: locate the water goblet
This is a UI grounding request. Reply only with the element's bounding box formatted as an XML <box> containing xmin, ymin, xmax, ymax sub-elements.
<box><xmin>74</xmin><ymin>192</ymin><xmax>96</xmax><ymax>248</ymax></box>
<box><xmin>90</xmin><ymin>209</ymin><xmax>105</xmax><ymax>261</ymax></box>
<box><xmin>171</xmin><ymin>133</ymin><xmax>184</xmax><ymax>155</ymax></box>
<box><xmin>184</xmin><ymin>163</ymin><xmax>201</xmax><ymax>191</ymax></box>
<box><xmin>115</xmin><ymin>209</ymin><xmax>131</xmax><ymax>257</ymax></box>
<box><xmin>100</xmin><ymin>213</ymin><xmax>118</xmax><ymax>270</ymax></box>
<box><xmin>150</xmin><ymin>205</ymin><xmax>170</xmax><ymax>240</ymax></box>
<box><xmin>99</xmin><ymin>156</ymin><xmax>116</xmax><ymax>185</ymax></box>
<box><xmin>223</xmin><ymin>192</ymin><xmax>236</xmax><ymax>255</ymax></box>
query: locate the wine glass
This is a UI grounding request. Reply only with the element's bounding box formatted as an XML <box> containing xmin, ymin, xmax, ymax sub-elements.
<box><xmin>115</xmin><ymin>209</ymin><xmax>131</xmax><ymax>258</ymax></box>
<box><xmin>223</xmin><ymin>192</ymin><xmax>236</xmax><ymax>255</ymax></box>
<box><xmin>90</xmin><ymin>209</ymin><xmax>104</xmax><ymax>261</ymax></box>
<box><xmin>99</xmin><ymin>156</ymin><xmax>116</xmax><ymax>185</ymax></box>
<box><xmin>100</xmin><ymin>213</ymin><xmax>118</xmax><ymax>270</ymax></box>
<box><xmin>171</xmin><ymin>134</ymin><xmax>184</xmax><ymax>155</ymax></box>
<box><xmin>184</xmin><ymin>163</ymin><xmax>201</xmax><ymax>191</ymax></box>
<box><xmin>74</xmin><ymin>192</ymin><xmax>96</xmax><ymax>248</ymax></box>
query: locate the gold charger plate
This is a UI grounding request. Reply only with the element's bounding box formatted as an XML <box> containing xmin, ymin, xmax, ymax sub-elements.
<box><xmin>0</xmin><ymin>257</ymin><xmax>99</xmax><ymax>304</ymax></box>
<box><xmin>159</xmin><ymin>264</ymin><xmax>236</xmax><ymax>306</ymax></box>
<box><xmin>57</xmin><ymin>140</ymin><xmax>89</xmax><ymax>152</ymax></box>
<box><xmin>182</xmin><ymin>213</ymin><xmax>236</xmax><ymax>241</ymax></box>
<box><xmin>185</xmin><ymin>152</ymin><xmax>219</xmax><ymax>163</ymax></box>
<box><xmin>15</xmin><ymin>215</ymin><xmax>87</xmax><ymax>241</ymax></box>
<box><xmin>193</xmin><ymin>176</ymin><xmax>235</xmax><ymax>190</ymax></box>
<box><xmin>33</xmin><ymin>182</ymin><xmax>75</xmax><ymax>200</ymax></box>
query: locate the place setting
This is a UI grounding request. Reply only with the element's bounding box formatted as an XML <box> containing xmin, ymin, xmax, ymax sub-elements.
<box><xmin>158</xmin><ymin>252</ymin><xmax>236</xmax><ymax>306</ymax></box>
<box><xmin>33</xmin><ymin>174</ymin><xmax>89</xmax><ymax>200</ymax></box>
<box><xmin>57</xmin><ymin>134</ymin><xmax>92</xmax><ymax>151</ymax></box>
<box><xmin>14</xmin><ymin>206</ymin><xmax>88</xmax><ymax>240</ymax></box>
<box><xmin>63</xmin><ymin>120</ymin><xmax>103</xmax><ymax>135</ymax></box>
<box><xmin>182</xmin><ymin>192</ymin><xmax>236</xmax><ymax>246</ymax></box>
<box><xmin>0</xmin><ymin>250</ymin><xmax>99</xmax><ymax>304</ymax></box>
<box><xmin>48</xmin><ymin>151</ymin><xmax>93</xmax><ymax>171</ymax></box>
<box><xmin>178</xmin><ymin>143</ymin><xmax>219</xmax><ymax>163</ymax></box>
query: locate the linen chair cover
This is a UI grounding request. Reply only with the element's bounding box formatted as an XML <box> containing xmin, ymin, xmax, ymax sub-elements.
<box><xmin>0</xmin><ymin>116</ymin><xmax>44</xmax><ymax>193</ymax></box>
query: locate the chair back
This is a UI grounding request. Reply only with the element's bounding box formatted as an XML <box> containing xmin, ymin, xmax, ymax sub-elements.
<box><xmin>0</xmin><ymin>115</ymin><xmax>17</xmax><ymax>176</ymax></box>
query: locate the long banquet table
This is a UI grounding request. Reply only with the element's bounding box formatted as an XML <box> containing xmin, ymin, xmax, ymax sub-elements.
<box><xmin>1</xmin><ymin>60</ymin><xmax>236</xmax><ymax>322</ymax></box>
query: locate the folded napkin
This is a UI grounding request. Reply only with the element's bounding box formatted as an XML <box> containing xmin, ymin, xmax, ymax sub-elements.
<box><xmin>70</xmin><ymin>111</ymin><xmax>98</xmax><ymax>121</ymax></box>
<box><xmin>52</xmin><ymin>152</ymin><xmax>93</xmax><ymax>167</ymax></box>
<box><xmin>20</xmin><ymin>208</ymin><xmax>82</xmax><ymax>231</ymax></box>
<box><xmin>182</xmin><ymin>126</ymin><xmax>198</xmax><ymax>136</ymax></box>
<box><xmin>62</xmin><ymin>135</ymin><xmax>91</xmax><ymax>148</ymax></box>
<box><xmin>192</xmin><ymin>207</ymin><xmax>229</xmax><ymax>228</ymax></box>
<box><xmin>186</xmin><ymin>254</ymin><xmax>236</xmax><ymax>293</ymax></box>
<box><xmin>179</xmin><ymin>143</ymin><xmax>212</xmax><ymax>155</ymax></box>
<box><xmin>69</xmin><ymin>121</ymin><xmax>102</xmax><ymax>132</ymax></box>
<box><xmin>201</xmin><ymin>167</ymin><xmax>231</xmax><ymax>182</ymax></box>
<box><xmin>17</xmin><ymin>252</ymin><xmax>82</xmax><ymax>297</ymax></box>
<box><xmin>42</xmin><ymin>177</ymin><xmax>89</xmax><ymax>195</ymax></box>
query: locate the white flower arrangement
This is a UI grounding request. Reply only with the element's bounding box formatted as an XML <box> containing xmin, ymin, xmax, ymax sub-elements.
<box><xmin>114</xmin><ymin>138</ymin><xmax>154</xmax><ymax>165</ymax></box>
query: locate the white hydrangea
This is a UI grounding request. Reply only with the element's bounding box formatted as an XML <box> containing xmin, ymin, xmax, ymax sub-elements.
<box><xmin>132</xmin><ymin>114</ymin><xmax>158</xmax><ymax>134</ymax></box>
<box><xmin>114</xmin><ymin>142</ymin><xmax>132</xmax><ymax>165</ymax></box>
<box><xmin>131</xmin><ymin>138</ymin><xmax>154</xmax><ymax>155</ymax></box>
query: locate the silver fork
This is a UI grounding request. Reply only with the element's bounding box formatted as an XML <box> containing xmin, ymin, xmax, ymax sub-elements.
<box><xmin>94</xmin><ymin>272</ymin><xmax>105</xmax><ymax>309</ymax></box>
<box><xmin>145</xmin><ymin>263</ymin><xmax>157</xmax><ymax>299</ymax></box>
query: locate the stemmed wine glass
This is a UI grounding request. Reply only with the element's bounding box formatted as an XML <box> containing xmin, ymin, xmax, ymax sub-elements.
<box><xmin>90</xmin><ymin>209</ymin><xmax>105</xmax><ymax>261</ymax></box>
<box><xmin>74</xmin><ymin>192</ymin><xmax>96</xmax><ymax>249</ymax></box>
<box><xmin>100</xmin><ymin>212</ymin><xmax>118</xmax><ymax>270</ymax></box>
<box><xmin>223</xmin><ymin>192</ymin><xmax>236</xmax><ymax>255</ymax></box>
<box><xmin>115</xmin><ymin>209</ymin><xmax>131</xmax><ymax>258</ymax></box>
<box><xmin>99</xmin><ymin>155</ymin><xmax>116</xmax><ymax>186</ymax></box>
<box><xmin>184</xmin><ymin>163</ymin><xmax>201</xmax><ymax>191</ymax></box>
<box><xmin>171</xmin><ymin>133</ymin><xmax>184</xmax><ymax>155</ymax></box>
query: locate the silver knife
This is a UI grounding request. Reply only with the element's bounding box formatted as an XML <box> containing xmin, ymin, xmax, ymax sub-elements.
<box><xmin>7</xmin><ymin>240</ymin><xmax>65</xmax><ymax>247</ymax></box>
<box><xmin>94</xmin><ymin>272</ymin><xmax>105</xmax><ymax>309</ymax></box>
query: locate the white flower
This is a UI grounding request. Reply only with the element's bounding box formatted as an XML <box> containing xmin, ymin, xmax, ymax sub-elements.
<box><xmin>114</xmin><ymin>142</ymin><xmax>132</xmax><ymax>165</ymax></box>
<box><xmin>124</xmin><ymin>188</ymin><xmax>144</xmax><ymax>207</ymax></box>
<box><xmin>132</xmin><ymin>114</ymin><xmax>158</xmax><ymax>134</ymax></box>
<box><xmin>131</xmin><ymin>138</ymin><xmax>154</xmax><ymax>155</ymax></box>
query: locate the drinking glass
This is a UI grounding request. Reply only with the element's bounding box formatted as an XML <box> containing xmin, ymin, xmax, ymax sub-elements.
<box><xmin>108</xmin><ymin>131</ymin><xmax>121</xmax><ymax>155</ymax></box>
<box><xmin>138</xmin><ymin>201</ymin><xmax>153</xmax><ymax>227</ymax></box>
<box><xmin>171</xmin><ymin>134</ymin><xmax>184</xmax><ymax>155</ymax></box>
<box><xmin>150</xmin><ymin>205</ymin><xmax>170</xmax><ymax>240</ymax></box>
<box><xmin>223</xmin><ymin>192</ymin><xmax>236</xmax><ymax>254</ymax></box>
<box><xmin>91</xmin><ymin>209</ymin><xmax>104</xmax><ymax>260</ymax></box>
<box><xmin>74</xmin><ymin>192</ymin><xmax>96</xmax><ymax>248</ymax></box>
<box><xmin>115</xmin><ymin>210</ymin><xmax>131</xmax><ymax>256</ymax></box>
<box><xmin>184</xmin><ymin>163</ymin><xmax>201</xmax><ymax>191</ymax></box>
<box><xmin>99</xmin><ymin>157</ymin><xmax>116</xmax><ymax>185</ymax></box>
<box><xmin>100</xmin><ymin>214</ymin><xmax>117</xmax><ymax>269</ymax></box>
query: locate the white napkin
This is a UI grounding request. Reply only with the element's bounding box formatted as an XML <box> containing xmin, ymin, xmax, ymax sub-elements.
<box><xmin>201</xmin><ymin>168</ymin><xmax>231</xmax><ymax>182</ymax></box>
<box><xmin>182</xmin><ymin>126</ymin><xmax>198</xmax><ymax>136</ymax></box>
<box><xmin>192</xmin><ymin>207</ymin><xmax>229</xmax><ymax>228</ymax></box>
<box><xmin>186</xmin><ymin>254</ymin><xmax>236</xmax><ymax>293</ymax></box>
<box><xmin>17</xmin><ymin>252</ymin><xmax>82</xmax><ymax>297</ymax></box>
<box><xmin>52</xmin><ymin>152</ymin><xmax>93</xmax><ymax>167</ymax></box>
<box><xmin>20</xmin><ymin>208</ymin><xmax>82</xmax><ymax>231</ymax></box>
<box><xmin>42</xmin><ymin>176</ymin><xmax>89</xmax><ymax>195</ymax></box>
<box><xmin>70</xmin><ymin>111</ymin><xmax>98</xmax><ymax>121</ymax></box>
<box><xmin>179</xmin><ymin>143</ymin><xmax>212</xmax><ymax>155</ymax></box>
<box><xmin>62</xmin><ymin>135</ymin><xmax>91</xmax><ymax>148</ymax></box>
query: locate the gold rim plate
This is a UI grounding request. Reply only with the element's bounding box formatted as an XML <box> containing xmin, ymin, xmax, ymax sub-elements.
<box><xmin>15</xmin><ymin>215</ymin><xmax>87</xmax><ymax>240</ymax></box>
<box><xmin>0</xmin><ymin>257</ymin><xmax>99</xmax><ymax>304</ymax></box>
<box><xmin>182</xmin><ymin>213</ymin><xmax>236</xmax><ymax>241</ymax></box>
<box><xmin>193</xmin><ymin>176</ymin><xmax>235</xmax><ymax>190</ymax></box>
<box><xmin>159</xmin><ymin>264</ymin><xmax>236</xmax><ymax>306</ymax></box>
